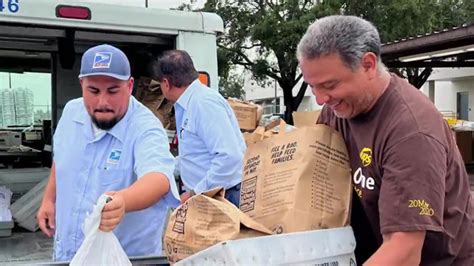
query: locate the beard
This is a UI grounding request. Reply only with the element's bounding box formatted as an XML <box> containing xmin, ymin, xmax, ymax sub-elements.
<box><xmin>92</xmin><ymin>117</ymin><xmax>119</xmax><ymax>130</ymax></box>
<box><xmin>91</xmin><ymin>110</ymin><xmax>120</xmax><ymax>130</ymax></box>
<box><xmin>92</xmin><ymin>116</ymin><xmax>119</xmax><ymax>130</ymax></box>
<box><xmin>334</xmin><ymin>91</ymin><xmax>376</xmax><ymax>119</ymax></box>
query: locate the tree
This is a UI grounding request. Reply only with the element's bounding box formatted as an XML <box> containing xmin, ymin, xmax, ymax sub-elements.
<box><xmin>342</xmin><ymin>0</ymin><xmax>472</xmax><ymax>88</ymax></box>
<box><xmin>218</xmin><ymin>73</ymin><xmax>246</xmax><ymax>100</ymax></box>
<box><xmin>342</xmin><ymin>0</ymin><xmax>471</xmax><ymax>43</ymax></box>
<box><xmin>200</xmin><ymin>0</ymin><xmax>471</xmax><ymax>124</ymax></box>
<box><xmin>202</xmin><ymin>0</ymin><xmax>341</xmax><ymax>124</ymax></box>
<box><xmin>174</xmin><ymin>0</ymin><xmax>197</xmax><ymax>11</ymax></box>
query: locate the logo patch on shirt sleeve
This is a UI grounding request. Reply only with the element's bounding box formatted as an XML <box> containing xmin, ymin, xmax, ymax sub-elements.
<box><xmin>107</xmin><ymin>149</ymin><xmax>122</xmax><ymax>165</ymax></box>
<box><xmin>93</xmin><ymin>52</ymin><xmax>112</xmax><ymax>68</ymax></box>
<box><xmin>408</xmin><ymin>199</ymin><xmax>435</xmax><ymax>216</ymax></box>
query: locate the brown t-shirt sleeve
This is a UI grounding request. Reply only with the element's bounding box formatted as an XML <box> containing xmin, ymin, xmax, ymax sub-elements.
<box><xmin>379</xmin><ymin>132</ymin><xmax>445</xmax><ymax>235</ymax></box>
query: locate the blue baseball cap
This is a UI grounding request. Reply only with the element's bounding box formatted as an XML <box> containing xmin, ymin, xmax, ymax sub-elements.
<box><xmin>78</xmin><ymin>44</ymin><xmax>131</xmax><ymax>80</ymax></box>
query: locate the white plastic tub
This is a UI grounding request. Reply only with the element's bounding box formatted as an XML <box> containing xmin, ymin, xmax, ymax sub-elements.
<box><xmin>176</xmin><ymin>226</ymin><xmax>357</xmax><ymax>265</ymax></box>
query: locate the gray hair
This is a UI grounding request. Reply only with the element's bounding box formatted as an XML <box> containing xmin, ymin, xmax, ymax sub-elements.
<box><xmin>152</xmin><ymin>50</ymin><xmax>199</xmax><ymax>87</ymax></box>
<box><xmin>297</xmin><ymin>15</ymin><xmax>381</xmax><ymax>70</ymax></box>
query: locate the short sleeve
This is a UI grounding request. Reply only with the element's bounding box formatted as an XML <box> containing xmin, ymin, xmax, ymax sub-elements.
<box><xmin>379</xmin><ymin>133</ymin><xmax>445</xmax><ymax>234</ymax></box>
<box><xmin>53</xmin><ymin>100</ymin><xmax>75</xmax><ymax>160</ymax></box>
<box><xmin>134</xmin><ymin>126</ymin><xmax>180</xmax><ymax>200</ymax></box>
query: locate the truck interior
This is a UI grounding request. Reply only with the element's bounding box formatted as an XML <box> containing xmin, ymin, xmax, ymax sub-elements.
<box><xmin>0</xmin><ymin>23</ymin><xmax>175</xmax><ymax>264</ymax></box>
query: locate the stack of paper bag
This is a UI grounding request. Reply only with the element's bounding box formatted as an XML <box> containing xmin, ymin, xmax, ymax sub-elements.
<box><xmin>240</xmin><ymin>122</ymin><xmax>352</xmax><ymax>234</ymax></box>
<box><xmin>164</xmin><ymin>187</ymin><xmax>271</xmax><ymax>263</ymax></box>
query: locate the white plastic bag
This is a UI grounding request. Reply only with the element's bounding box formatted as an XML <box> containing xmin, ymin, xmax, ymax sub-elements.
<box><xmin>0</xmin><ymin>186</ymin><xmax>12</xmax><ymax>221</ymax></box>
<box><xmin>70</xmin><ymin>194</ymin><xmax>131</xmax><ymax>266</ymax></box>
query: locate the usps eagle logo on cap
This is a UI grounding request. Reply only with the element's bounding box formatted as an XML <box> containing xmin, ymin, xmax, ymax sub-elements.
<box><xmin>92</xmin><ymin>52</ymin><xmax>112</xmax><ymax>69</ymax></box>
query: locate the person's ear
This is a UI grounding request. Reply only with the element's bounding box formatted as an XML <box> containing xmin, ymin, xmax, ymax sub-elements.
<box><xmin>361</xmin><ymin>52</ymin><xmax>378</xmax><ymax>78</ymax></box>
<box><xmin>162</xmin><ymin>78</ymin><xmax>170</xmax><ymax>91</ymax></box>
<box><xmin>128</xmin><ymin>77</ymin><xmax>134</xmax><ymax>94</ymax></box>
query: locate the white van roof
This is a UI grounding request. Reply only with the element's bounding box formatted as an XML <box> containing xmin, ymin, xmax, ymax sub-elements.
<box><xmin>0</xmin><ymin>0</ymin><xmax>224</xmax><ymax>35</ymax></box>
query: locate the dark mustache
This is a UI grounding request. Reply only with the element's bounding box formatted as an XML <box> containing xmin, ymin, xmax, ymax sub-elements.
<box><xmin>94</xmin><ymin>108</ymin><xmax>114</xmax><ymax>113</ymax></box>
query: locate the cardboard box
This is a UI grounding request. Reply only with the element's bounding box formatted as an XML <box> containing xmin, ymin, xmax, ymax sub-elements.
<box><xmin>240</xmin><ymin>124</ymin><xmax>352</xmax><ymax>233</ymax></box>
<box><xmin>242</xmin><ymin>123</ymin><xmax>278</xmax><ymax>147</ymax></box>
<box><xmin>24</xmin><ymin>131</ymin><xmax>42</xmax><ymax>141</ymax></box>
<box><xmin>228</xmin><ymin>98</ymin><xmax>260</xmax><ymax>131</ymax></box>
<box><xmin>0</xmin><ymin>131</ymin><xmax>21</xmax><ymax>147</ymax></box>
<box><xmin>134</xmin><ymin>77</ymin><xmax>176</xmax><ymax>130</ymax></box>
<box><xmin>292</xmin><ymin>110</ymin><xmax>321</xmax><ymax>128</ymax></box>
<box><xmin>164</xmin><ymin>188</ymin><xmax>271</xmax><ymax>263</ymax></box>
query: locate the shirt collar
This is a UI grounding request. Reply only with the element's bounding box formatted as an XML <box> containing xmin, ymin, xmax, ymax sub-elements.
<box><xmin>175</xmin><ymin>79</ymin><xmax>201</xmax><ymax>111</ymax></box>
<box><xmin>73</xmin><ymin>96</ymin><xmax>136</xmax><ymax>143</ymax></box>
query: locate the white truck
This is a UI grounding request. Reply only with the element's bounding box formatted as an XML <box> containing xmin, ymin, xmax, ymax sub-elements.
<box><xmin>0</xmin><ymin>1</ymin><xmax>223</xmax><ymax>264</ymax></box>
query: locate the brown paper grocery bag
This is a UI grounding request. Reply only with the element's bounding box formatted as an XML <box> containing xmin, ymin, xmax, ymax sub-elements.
<box><xmin>240</xmin><ymin>124</ymin><xmax>352</xmax><ymax>234</ymax></box>
<box><xmin>242</xmin><ymin>119</ymin><xmax>284</xmax><ymax>147</ymax></box>
<box><xmin>292</xmin><ymin>110</ymin><xmax>321</xmax><ymax>128</ymax></box>
<box><xmin>164</xmin><ymin>187</ymin><xmax>271</xmax><ymax>263</ymax></box>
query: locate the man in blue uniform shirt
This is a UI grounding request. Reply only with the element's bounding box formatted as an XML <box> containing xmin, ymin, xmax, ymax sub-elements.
<box><xmin>152</xmin><ymin>50</ymin><xmax>245</xmax><ymax>206</ymax></box>
<box><xmin>37</xmin><ymin>44</ymin><xmax>180</xmax><ymax>261</ymax></box>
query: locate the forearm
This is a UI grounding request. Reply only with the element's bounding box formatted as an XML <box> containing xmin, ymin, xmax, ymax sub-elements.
<box><xmin>118</xmin><ymin>172</ymin><xmax>170</xmax><ymax>212</ymax></box>
<box><xmin>42</xmin><ymin>162</ymin><xmax>57</xmax><ymax>204</ymax></box>
<box><xmin>364</xmin><ymin>231</ymin><xmax>425</xmax><ymax>266</ymax></box>
<box><xmin>364</xmin><ymin>242</ymin><xmax>419</xmax><ymax>266</ymax></box>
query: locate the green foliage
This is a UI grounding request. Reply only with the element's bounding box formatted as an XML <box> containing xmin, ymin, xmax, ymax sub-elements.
<box><xmin>218</xmin><ymin>73</ymin><xmax>246</xmax><ymax>100</ymax></box>
<box><xmin>201</xmin><ymin>0</ymin><xmax>341</xmax><ymax>123</ymax></box>
<box><xmin>342</xmin><ymin>0</ymin><xmax>471</xmax><ymax>43</ymax></box>
<box><xmin>174</xmin><ymin>0</ymin><xmax>197</xmax><ymax>11</ymax></box>
<box><xmin>195</xmin><ymin>0</ymin><xmax>472</xmax><ymax>123</ymax></box>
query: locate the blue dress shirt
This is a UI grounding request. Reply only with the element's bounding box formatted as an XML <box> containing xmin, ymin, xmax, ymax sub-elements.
<box><xmin>52</xmin><ymin>96</ymin><xmax>179</xmax><ymax>261</ymax></box>
<box><xmin>174</xmin><ymin>80</ymin><xmax>246</xmax><ymax>193</ymax></box>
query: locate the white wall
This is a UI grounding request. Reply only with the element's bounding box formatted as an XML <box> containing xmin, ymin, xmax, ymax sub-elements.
<box><xmin>244</xmin><ymin>78</ymin><xmax>282</xmax><ymax>101</ymax></box>
<box><xmin>429</xmin><ymin>67</ymin><xmax>474</xmax><ymax>81</ymax></box>
<box><xmin>244</xmin><ymin>74</ymin><xmax>322</xmax><ymax>112</ymax></box>
<box><xmin>431</xmin><ymin>81</ymin><xmax>456</xmax><ymax>112</ymax></box>
<box><xmin>298</xmin><ymin>94</ymin><xmax>323</xmax><ymax>112</ymax></box>
<box><xmin>420</xmin><ymin>68</ymin><xmax>474</xmax><ymax>121</ymax></box>
<box><xmin>457</xmin><ymin>79</ymin><xmax>474</xmax><ymax>120</ymax></box>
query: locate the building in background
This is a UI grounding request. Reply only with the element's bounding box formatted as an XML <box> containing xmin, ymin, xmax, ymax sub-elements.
<box><xmin>244</xmin><ymin>74</ymin><xmax>321</xmax><ymax>116</ymax></box>
<box><xmin>420</xmin><ymin>68</ymin><xmax>474</xmax><ymax>121</ymax></box>
<box><xmin>0</xmin><ymin>88</ymin><xmax>34</xmax><ymax>127</ymax></box>
<box><xmin>14</xmin><ymin>88</ymin><xmax>34</xmax><ymax>126</ymax></box>
<box><xmin>245</xmin><ymin>67</ymin><xmax>474</xmax><ymax>120</ymax></box>
<box><xmin>0</xmin><ymin>89</ymin><xmax>16</xmax><ymax>127</ymax></box>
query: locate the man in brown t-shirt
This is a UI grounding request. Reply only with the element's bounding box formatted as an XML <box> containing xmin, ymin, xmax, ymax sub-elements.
<box><xmin>297</xmin><ymin>15</ymin><xmax>473</xmax><ymax>265</ymax></box>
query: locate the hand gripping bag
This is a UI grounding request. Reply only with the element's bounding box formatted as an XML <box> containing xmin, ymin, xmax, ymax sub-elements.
<box><xmin>70</xmin><ymin>194</ymin><xmax>131</xmax><ymax>266</ymax></box>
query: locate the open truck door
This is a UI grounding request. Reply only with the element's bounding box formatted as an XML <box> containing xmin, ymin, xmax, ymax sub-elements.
<box><xmin>0</xmin><ymin>1</ymin><xmax>223</xmax><ymax>264</ymax></box>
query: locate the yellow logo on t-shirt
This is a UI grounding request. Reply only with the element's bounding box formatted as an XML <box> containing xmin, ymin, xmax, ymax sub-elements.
<box><xmin>408</xmin><ymin>199</ymin><xmax>435</xmax><ymax>216</ymax></box>
<box><xmin>359</xmin><ymin>147</ymin><xmax>372</xmax><ymax>167</ymax></box>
